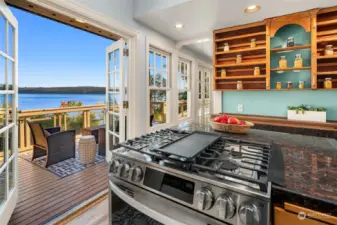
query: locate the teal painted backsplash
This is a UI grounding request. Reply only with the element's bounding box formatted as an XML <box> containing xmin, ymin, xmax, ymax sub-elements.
<box><xmin>222</xmin><ymin>90</ymin><xmax>337</xmax><ymax>120</ymax></box>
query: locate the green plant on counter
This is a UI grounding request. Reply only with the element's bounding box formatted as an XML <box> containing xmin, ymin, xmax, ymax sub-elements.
<box><xmin>287</xmin><ymin>104</ymin><xmax>327</xmax><ymax>114</ymax></box>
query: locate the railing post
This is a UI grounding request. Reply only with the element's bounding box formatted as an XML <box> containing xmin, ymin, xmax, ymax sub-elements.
<box><xmin>83</xmin><ymin>111</ymin><xmax>87</xmax><ymax>128</ymax></box>
<box><xmin>25</xmin><ymin>117</ymin><xmax>32</xmax><ymax>150</ymax></box>
<box><xmin>87</xmin><ymin>111</ymin><xmax>91</xmax><ymax>128</ymax></box>
<box><xmin>19</xmin><ymin>118</ymin><xmax>25</xmax><ymax>151</ymax></box>
<box><xmin>58</xmin><ymin>114</ymin><xmax>62</xmax><ymax>130</ymax></box>
<box><xmin>64</xmin><ymin>114</ymin><xmax>67</xmax><ymax>130</ymax></box>
<box><xmin>53</xmin><ymin>114</ymin><xmax>57</xmax><ymax>127</ymax></box>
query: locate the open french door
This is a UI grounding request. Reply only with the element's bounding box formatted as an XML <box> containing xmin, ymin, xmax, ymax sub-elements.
<box><xmin>0</xmin><ymin>1</ymin><xmax>18</xmax><ymax>224</ymax></box>
<box><xmin>105</xmin><ymin>39</ymin><xmax>127</xmax><ymax>160</ymax></box>
<box><xmin>197</xmin><ymin>66</ymin><xmax>211</xmax><ymax>125</ymax></box>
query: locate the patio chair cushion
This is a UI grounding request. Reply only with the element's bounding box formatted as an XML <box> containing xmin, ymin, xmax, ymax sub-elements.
<box><xmin>29</xmin><ymin>122</ymin><xmax>48</xmax><ymax>149</ymax></box>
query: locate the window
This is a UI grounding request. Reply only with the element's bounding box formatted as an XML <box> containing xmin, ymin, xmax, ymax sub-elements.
<box><xmin>149</xmin><ymin>48</ymin><xmax>170</xmax><ymax>127</ymax></box>
<box><xmin>178</xmin><ymin>59</ymin><xmax>191</xmax><ymax>119</ymax></box>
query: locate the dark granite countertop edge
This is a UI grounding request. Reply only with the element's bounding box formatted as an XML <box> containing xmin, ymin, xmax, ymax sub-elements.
<box><xmin>272</xmin><ymin>184</ymin><xmax>337</xmax><ymax>207</ymax></box>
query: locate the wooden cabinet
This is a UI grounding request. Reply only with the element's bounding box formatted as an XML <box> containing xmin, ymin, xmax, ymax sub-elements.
<box><xmin>213</xmin><ymin>5</ymin><xmax>337</xmax><ymax>91</ymax></box>
<box><xmin>274</xmin><ymin>203</ymin><xmax>337</xmax><ymax>225</ymax></box>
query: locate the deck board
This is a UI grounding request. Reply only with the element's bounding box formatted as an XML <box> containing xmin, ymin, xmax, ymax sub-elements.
<box><xmin>9</xmin><ymin>157</ymin><xmax>109</xmax><ymax>225</ymax></box>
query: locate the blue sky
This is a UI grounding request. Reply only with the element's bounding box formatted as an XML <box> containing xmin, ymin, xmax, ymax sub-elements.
<box><xmin>11</xmin><ymin>7</ymin><xmax>114</xmax><ymax>87</ymax></box>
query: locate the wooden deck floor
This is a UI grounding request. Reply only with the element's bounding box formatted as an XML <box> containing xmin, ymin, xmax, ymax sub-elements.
<box><xmin>9</xmin><ymin>157</ymin><xmax>109</xmax><ymax>225</ymax></box>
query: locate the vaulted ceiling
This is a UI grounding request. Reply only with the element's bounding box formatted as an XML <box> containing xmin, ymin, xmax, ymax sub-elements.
<box><xmin>134</xmin><ymin>0</ymin><xmax>337</xmax><ymax>61</ymax></box>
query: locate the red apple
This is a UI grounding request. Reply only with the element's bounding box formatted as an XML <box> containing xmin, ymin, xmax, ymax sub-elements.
<box><xmin>239</xmin><ymin>120</ymin><xmax>246</xmax><ymax>126</ymax></box>
<box><xmin>215</xmin><ymin>117</ymin><xmax>222</xmax><ymax>123</ymax></box>
<box><xmin>221</xmin><ymin>119</ymin><xmax>228</xmax><ymax>124</ymax></box>
<box><xmin>219</xmin><ymin>115</ymin><xmax>228</xmax><ymax>121</ymax></box>
<box><xmin>228</xmin><ymin>117</ymin><xmax>240</xmax><ymax>125</ymax></box>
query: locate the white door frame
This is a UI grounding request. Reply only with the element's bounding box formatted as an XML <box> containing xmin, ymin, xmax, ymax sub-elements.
<box><xmin>29</xmin><ymin>0</ymin><xmax>140</xmax><ymax>148</ymax></box>
<box><xmin>0</xmin><ymin>0</ymin><xmax>18</xmax><ymax>224</ymax></box>
<box><xmin>196</xmin><ymin>64</ymin><xmax>213</xmax><ymax>125</ymax></box>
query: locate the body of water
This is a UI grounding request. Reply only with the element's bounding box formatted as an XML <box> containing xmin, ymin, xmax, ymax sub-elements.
<box><xmin>18</xmin><ymin>93</ymin><xmax>105</xmax><ymax>110</ymax></box>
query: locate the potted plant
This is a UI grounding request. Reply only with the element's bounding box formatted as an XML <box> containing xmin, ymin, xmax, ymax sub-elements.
<box><xmin>287</xmin><ymin>105</ymin><xmax>327</xmax><ymax>122</ymax></box>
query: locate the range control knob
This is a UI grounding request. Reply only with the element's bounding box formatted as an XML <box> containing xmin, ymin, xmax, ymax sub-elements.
<box><xmin>129</xmin><ymin>166</ymin><xmax>143</xmax><ymax>182</ymax></box>
<box><xmin>215</xmin><ymin>195</ymin><xmax>236</xmax><ymax>220</ymax></box>
<box><xmin>195</xmin><ymin>188</ymin><xmax>213</xmax><ymax>211</ymax></box>
<box><xmin>109</xmin><ymin>159</ymin><xmax>120</xmax><ymax>173</ymax></box>
<box><xmin>238</xmin><ymin>204</ymin><xmax>261</xmax><ymax>225</ymax></box>
<box><xmin>118</xmin><ymin>163</ymin><xmax>130</xmax><ymax>178</ymax></box>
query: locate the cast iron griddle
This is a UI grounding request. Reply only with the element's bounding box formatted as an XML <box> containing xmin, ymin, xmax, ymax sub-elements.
<box><xmin>159</xmin><ymin>131</ymin><xmax>221</xmax><ymax>160</ymax></box>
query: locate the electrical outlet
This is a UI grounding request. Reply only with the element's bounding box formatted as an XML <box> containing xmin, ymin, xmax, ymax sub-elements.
<box><xmin>238</xmin><ymin>104</ymin><xmax>243</xmax><ymax>113</ymax></box>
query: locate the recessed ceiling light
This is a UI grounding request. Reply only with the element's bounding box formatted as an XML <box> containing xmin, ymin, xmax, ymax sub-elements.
<box><xmin>175</xmin><ymin>23</ymin><xmax>184</xmax><ymax>29</ymax></box>
<box><xmin>75</xmin><ymin>18</ymin><xmax>85</xmax><ymax>23</ymax></box>
<box><xmin>244</xmin><ymin>5</ymin><xmax>260</xmax><ymax>13</ymax></box>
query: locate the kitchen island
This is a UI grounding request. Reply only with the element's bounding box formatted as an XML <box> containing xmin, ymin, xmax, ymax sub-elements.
<box><xmin>175</xmin><ymin>122</ymin><xmax>337</xmax><ymax>222</ymax></box>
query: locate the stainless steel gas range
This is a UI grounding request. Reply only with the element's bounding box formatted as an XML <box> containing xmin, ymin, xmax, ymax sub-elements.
<box><xmin>108</xmin><ymin>129</ymin><xmax>274</xmax><ymax>225</ymax></box>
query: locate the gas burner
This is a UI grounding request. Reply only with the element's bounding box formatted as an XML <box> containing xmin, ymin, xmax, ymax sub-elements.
<box><xmin>220</xmin><ymin>160</ymin><xmax>239</xmax><ymax>171</ymax></box>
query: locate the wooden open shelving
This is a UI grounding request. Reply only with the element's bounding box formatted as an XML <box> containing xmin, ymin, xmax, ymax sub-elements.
<box><xmin>271</xmin><ymin>67</ymin><xmax>311</xmax><ymax>72</ymax></box>
<box><xmin>213</xmin><ymin>5</ymin><xmax>337</xmax><ymax>91</ymax></box>
<box><xmin>271</xmin><ymin>44</ymin><xmax>311</xmax><ymax>52</ymax></box>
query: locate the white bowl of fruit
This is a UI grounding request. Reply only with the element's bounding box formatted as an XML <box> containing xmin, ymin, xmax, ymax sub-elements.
<box><xmin>209</xmin><ymin>115</ymin><xmax>254</xmax><ymax>134</ymax></box>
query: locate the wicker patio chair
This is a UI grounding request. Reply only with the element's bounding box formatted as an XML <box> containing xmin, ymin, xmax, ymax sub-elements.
<box><xmin>27</xmin><ymin>121</ymin><xmax>76</xmax><ymax>167</ymax></box>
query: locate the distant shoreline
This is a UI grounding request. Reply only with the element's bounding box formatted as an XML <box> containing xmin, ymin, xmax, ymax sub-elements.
<box><xmin>18</xmin><ymin>86</ymin><xmax>105</xmax><ymax>94</ymax></box>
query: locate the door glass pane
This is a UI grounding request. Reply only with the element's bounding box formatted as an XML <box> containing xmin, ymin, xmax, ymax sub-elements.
<box><xmin>0</xmin><ymin>95</ymin><xmax>5</xmax><ymax>128</ymax></box>
<box><xmin>149</xmin><ymin>69</ymin><xmax>154</xmax><ymax>86</ymax></box>
<box><xmin>109</xmin><ymin>52</ymin><xmax>114</xmax><ymax>72</ymax></box>
<box><xmin>8</xmin><ymin>23</ymin><xmax>13</xmax><ymax>57</ymax></box>
<box><xmin>115</xmin><ymin>49</ymin><xmax>120</xmax><ymax>70</ymax></box>
<box><xmin>109</xmin><ymin>113</ymin><xmax>119</xmax><ymax>135</ymax></box>
<box><xmin>115</xmin><ymin>72</ymin><xmax>120</xmax><ymax>91</ymax></box>
<box><xmin>0</xmin><ymin>57</ymin><xmax>5</xmax><ymax>90</ymax></box>
<box><xmin>0</xmin><ymin>132</ymin><xmax>4</xmax><ymax>168</ymax></box>
<box><xmin>8</xmin><ymin>94</ymin><xmax>13</xmax><ymax>125</ymax></box>
<box><xmin>0</xmin><ymin>168</ymin><xmax>5</xmax><ymax>206</ymax></box>
<box><xmin>150</xmin><ymin>90</ymin><xmax>167</xmax><ymax>127</ymax></box>
<box><xmin>7</xmin><ymin>60</ymin><xmax>13</xmax><ymax>90</ymax></box>
<box><xmin>109</xmin><ymin>73</ymin><xmax>114</xmax><ymax>91</ymax></box>
<box><xmin>9</xmin><ymin>159</ymin><xmax>14</xmax><ymax>192</ymax></box>
<box><xmin>0</xmin><ymin>17</ymin><xmax>5</xmax><ymax>53</ymax></box>
<box><xmin>149</xmin><ymin>51</ymin><xmax>154</xmax><ymax>68</ymax></box>
<box><xmin>109</xmin><ymin>93</ymin><xmax>120</xmax><ymax>113</ymax></box>
<box><xmin>9</xmin><ymin>128</ymin><xmax>13</xmax><ymax>159</ymax></box>
<box><xmin>109</xmin><ymin>133</ymin><xmax>120</xmax><ymax>147</ymax></box>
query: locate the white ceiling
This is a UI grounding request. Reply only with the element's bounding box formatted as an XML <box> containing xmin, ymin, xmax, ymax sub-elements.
<box><xmin>134</xmin><ymin>0</ymin><xmax>337</xmax><ymax>61</ymax></box>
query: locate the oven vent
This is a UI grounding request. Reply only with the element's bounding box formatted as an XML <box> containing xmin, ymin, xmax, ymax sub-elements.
<box><xmin>117</xmin><ymin>184</ymin><xmax>134</xmax><ymax>198</ymax></box>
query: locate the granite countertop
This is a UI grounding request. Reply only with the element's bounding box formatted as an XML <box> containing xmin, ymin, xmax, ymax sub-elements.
<box><xmin>175</xmin><ymin>122</ymin><xmax>337</xmax><ymax>214</ymax></box>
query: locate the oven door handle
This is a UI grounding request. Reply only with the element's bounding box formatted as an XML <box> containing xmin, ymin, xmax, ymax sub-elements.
<box><xmin>109</xmin><ymin>180</ymin><xmax>187</xmax><ymax>225</ymax></box>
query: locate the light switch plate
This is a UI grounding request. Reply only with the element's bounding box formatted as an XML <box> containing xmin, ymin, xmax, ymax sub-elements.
<box><xmin>238</xmin><ymin>104</ymin><xmax>243</xmax><ymax>113</ymax></box>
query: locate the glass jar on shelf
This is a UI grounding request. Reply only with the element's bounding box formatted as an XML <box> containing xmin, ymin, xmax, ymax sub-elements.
<box><xmin>324</xmin><ymin>45</ymin><xmax>334</xmax><ymax>56</ymax></box>
<box><xmin>299</xmin><ymin>81</ymin><xmax>305</xmax><ymax>89</ymax></box>
<box><xmin>279</xmin><ymin>56</ymin><xmax>287</xmax><ymax>69</ymax></box>
<box><xmin>221</xmin><ymin>69</ymin><xmax>226</xmax><ymax>77</ymax></box>
<box><xmin>287</xmin><ymin>81</ymin><xmax>293</xmax><ymax>89</ymax></box>
<box><xmin>276</xmin><ymin>82</ymin><xmax>282</xmax><ymax>90</ymax></box>
<box><xmin>237</xmin><ymin>81</ymin><xmax>243</xmax><ymax>90</ymax></box>
<box><xmin>250</xmin><ymin>38</ymin><xmax>256</xmax><ymax>48</ymax></box>
<box><xmin>287</xmin><ymin>37</ymin><xmax>295</xmax><ymax>47</ymax></box>
<box><xmin>294</xmin><ymin>54</ymin><xmax>303</xmax><ymax>68</ymax></box>
<box><xmin>254</xmin><ymin>67</ymin><xmax>260</xmax><ymax>76</ymax></box>
<box><xmin>324</xmin><ymin>78</ymin><xmax>332</xmax><ymax>89</ymax></box>
<box><xmin>236</xmin><ymin>55</ymin><xmax>242</xmax><ymax>64</ymax></box>
<box><xmin>224</xmin><ymin>43</ymin><xmax>229</xmax><ymax>52</ymax></box>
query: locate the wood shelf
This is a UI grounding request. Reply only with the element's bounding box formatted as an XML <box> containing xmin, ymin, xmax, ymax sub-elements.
<box><xmin>215</xmin><ymin>75</ymin><xmax>266</xmax><ymax>80</ymax></box>
<box><xmin>317</xmin><ymin>71</ymin><xmax>337</xmax><ymax>75</ymax></box>
<box><xmin>317</xmin><ymin>19</ymin><xmax>337</xmax><ymax>27</ymax></box>
<box><xmin>317</xmin><ymin>55</ymin><xmax>337</xmax><ymax>59</ymax></box>
<box><xmin>269</xmin><ymin>88</ymin><xmax>311</xmax><ymax>91</ymax></box>
<box><xmin>271</xmin><ymin>44</ymin><xmax>311</xmax><ymax>52</ymax></box>
<box><xmin>217</xmin><ymin>88</ymin><xmax>266</xmax><ymax>91</ymax></box>
<box><xmin>317</xmin><ymin>29</ymin><xmax>337</xmax><ymax>37</ymax></box>
<box><xmin>217</xmin><ymin>80</ymin><xmax>266</xmax><ymax>85</ymax></box>
<box><xmin>270</xmin><ymin>67</ymin><xmax>311</xmax><ymax>72</ymax></box>
<box><xmin>215</xmin><ymin>46</ymin><xmax>266</xmax><ymax>55</ymax></box>
<box><xmin>216</xmin><ymin>61</ymin><xmax>266</xmax><ymax>68</ymax></box>
<box><xmin>215</xmin><ymin>32</ymin><xmax>266</xmax><ymax>42</ymax></box>
<box><xmin>216</xmin><ymin>41</ymin><xmax>266</xmax><ymax>50</ymax></box>
<box><xmin>317</xmin><ymin>35</ymin><xmax>337</xmax><ymax>43</ymax></box>
<box><xmin>317</xmin><ymin>62</ymin><xmax>337</xmax><ymax>67</ymax></box>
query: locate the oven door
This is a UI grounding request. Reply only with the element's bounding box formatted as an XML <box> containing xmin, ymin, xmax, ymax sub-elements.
<box><xmin>109</xmin><ymin>177</ymin><xmax>227</xmax><ymax>225</ymax></box>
